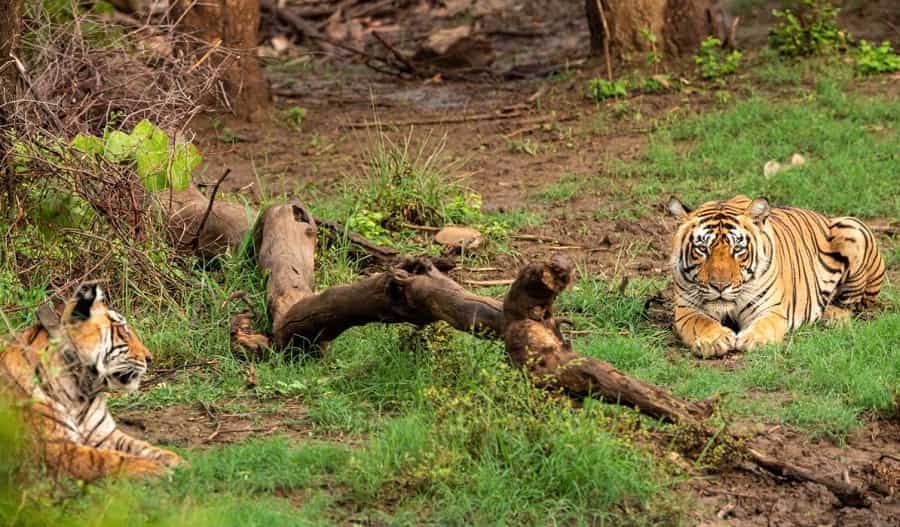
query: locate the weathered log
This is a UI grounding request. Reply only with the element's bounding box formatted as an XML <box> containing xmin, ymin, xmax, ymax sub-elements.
<box><xmin>167</xmin><ymin>196</ymin><xmax>878</xmax><ymax>507</ymax></box>
<box><xmin>157</xmin><ymin>185</ymin><xmax>255</xmax><ymax>260</ymax></box>
<box><xmin>277</xmin><ymin>257</ymin><xmax>503</xmax><ymax>349</ymax></box>
<box><xmin>503</xmin><ymin>255</ymin><xmax>709</xmax><ymax>422</ymax></box>
<box><xmin>256</xmin><ymin>201</ymin><xmax>317</xmax><ymax>345</ymax></box>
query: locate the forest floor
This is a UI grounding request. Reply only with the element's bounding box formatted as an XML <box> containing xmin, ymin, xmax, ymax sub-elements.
<box><xmin>3</xmin><ymin>1</ymin><xmax>900</xmax><ymax>526</ymax></box>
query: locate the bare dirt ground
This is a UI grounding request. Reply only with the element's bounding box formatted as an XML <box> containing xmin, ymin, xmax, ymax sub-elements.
<box><xmin>172</xmin><ymin>1</ymin><xmax>899</xmax><ymax>524</ymax></box>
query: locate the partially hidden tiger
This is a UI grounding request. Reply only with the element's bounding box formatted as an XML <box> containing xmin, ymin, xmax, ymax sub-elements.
<box><xmin>667</xmin><ymin>195</ymin><xmax>885</xmax><ymax>358</ymax></box>
<box><xmin>0</xmin><ymin>282</ymin><xmax>184</xmax><ymax>481</ymax></box>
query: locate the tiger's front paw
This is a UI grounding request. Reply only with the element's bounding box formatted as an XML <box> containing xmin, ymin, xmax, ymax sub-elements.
<box><xmin>822</xmin><ymin>305</ymin><xmax>852</xmax><ymax>329</ymax></box>
<box><xmin>735</xmin><ymin>329</ymin><xmax>775</xmax><ymax>352</ymax></box>
<box><xmin>155</xmin><ymin>449</ymin><xmax>186</xmax><ymax>468</ymax></box>
<box><xmin>691</xmin><ymin>327</ymin><xmax>737</xmax><ymax>358</ymax></box>
<box><xmin>122</xmin><ymin>457</ymin><xmax>171</xmax><ymax>478</ymax></box>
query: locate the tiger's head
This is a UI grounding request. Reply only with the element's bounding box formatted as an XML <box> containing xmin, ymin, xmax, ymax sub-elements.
<box><xmin>50</xmin><ymin>282</ymin><xmax>152</xmax><ymax>393</ymax></box>
<box><xmin>667</xmin><ymin>195</ymin><xmax>774</xmax><ymax>305</ymax></box>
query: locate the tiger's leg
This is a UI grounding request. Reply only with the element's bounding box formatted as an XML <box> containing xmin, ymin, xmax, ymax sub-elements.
<box><xmin>829</xmin><ymin>217</ymin><xmax>886</xmax><ymax>308</ymax></box>
<box><xmin>821</xmin><ymin>305</ymin><xmax>852</xmax><ymax>328</ymax></box>
<box><xmin>41</xmin><ymin>439</ymin><xmax>171</xmax><ymax>482</ymax></box>
<box><xmin>735</xmin><ymin>309</ymin><xmax>788</xmax><ymax>352</ymax></box>
<box><xmin>98</xmin><ymin>428</ymin><xmax>184</xmax><ymax>468</ymax></box>
<box><xmin>675</xmin><ymin>306</ymin><xmax>736</xmax><ymax>358</ymax></box>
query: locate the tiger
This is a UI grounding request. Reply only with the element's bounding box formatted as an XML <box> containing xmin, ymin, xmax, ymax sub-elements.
<box><xmin>0</xmin><ymin>282</ymin><xmax>184</xmax><ymax>481</ymax></box>
<box><xmin>666</xmin><ymin>195</ymin><xmax>885</xmax><ymax>358</ymax></box>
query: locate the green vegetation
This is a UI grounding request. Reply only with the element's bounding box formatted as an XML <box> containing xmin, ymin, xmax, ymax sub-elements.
<box><xmin>615</xmin><ymin>82</ymin><xmax>899</xmax><ymax>217</ymax></box>
<box><xmin>855</xmin><ymin>40</ymin><xmax>900</xmax><ymax>75</ymax></box>
<box><xmin>3</xmin><ymin>8</ymin><xmax>899</xmax><ymax>526</ymax></box>
<box><xmin>769</xmin><ymin>0</ymin><xmax>845</xmax><ymax>57</ymax></box>
<box><xmin>281</xmin><ymin>106</ymin><xmax>308</xmax><ymax>131</ymax></box>
<box><xmin>587</xmin><ymin>78</ymin><xmax>629</xmax><ymax>102</ymax></box>
<box><xmin>693</xmin><ymin>37</ymin><xmax>742</xmax><ymax>79</ymax></box>
<box><xmin>71</xmin><ymin>119</ymin><xmax>200</xmax><ymax>192</ymax></box>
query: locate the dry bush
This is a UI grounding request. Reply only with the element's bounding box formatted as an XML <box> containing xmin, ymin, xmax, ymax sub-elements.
<box><xmin>1</xmin><ymin>5</ymin><xmax>231</xmax><ymax>308</ymax></box>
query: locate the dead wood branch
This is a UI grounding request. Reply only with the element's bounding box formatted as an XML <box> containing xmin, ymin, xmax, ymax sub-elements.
<box><xmin>168</xmin><ymin>196</ymin><xmax>879</xmax><ymax>508</ymax></box>
<box><xmin>342</xmin><ymin>110</ymin><xmax>527</xmax><ymax>129</ymax></box>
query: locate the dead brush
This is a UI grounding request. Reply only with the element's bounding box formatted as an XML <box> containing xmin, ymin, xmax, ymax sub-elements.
<box><xmin>1</xmin><ymin>5</ymin><xmax>231</xmax><ymax>313</ymax></box>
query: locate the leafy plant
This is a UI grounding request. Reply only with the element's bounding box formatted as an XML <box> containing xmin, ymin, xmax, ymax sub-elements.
<box><xmin>769</xmin><ymin>0</ymin><xmax>845</xmax><ymax>57</ymax></box>
<box><xmin>587</xmin><ymin>78</ymin><xmax>629</xmax><ymax>102</ymax></box>
<box><xmin>642</xmin><ymin>74</ymin><xmax>672</xmax><ymax>93</ymax></box>
<box><xmin>506</xmin><ymin>138</ymin><xmax>540</xmax><ymax>156</ymax></box>
<box><xmin>282</xmin><ymin>106</ymin><xmax>307</xmax><ymax>131</ymax></box>
<box><xmin>71</xmin><ymin>119</ymin><xmax>200</xmax><ymax>192</ymax></box>
<box><xmin>693</xmin><ymin>37</ymin><xmax>742</xmax><ymax>79</ymax></box>
<box><xmin>855</xmin><ymin>40</ymin><xmax>900</xmax><ymax>75</ymax></box>
<box><xmin>346</xmin><ymin>209</ymin><xmax>389</xmax><ymax>244</ymax></box>
<box><xmin>640</xmin><ymin>27</ymin><xmax>662</xmax><ymax>74</ymax></box>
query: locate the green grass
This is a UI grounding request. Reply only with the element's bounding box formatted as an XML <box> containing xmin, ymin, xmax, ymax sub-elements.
<box><xmin>612</xmin><ymin>81</ymin><xmax>899</xmax><ymax>218</ymax></box>
<box><xmin>561</xmin><ymin>276</ymin><xmax>900</xmax><ymax>439</ymax></box>
<box><xmin>3</xmin><ymin>53</ymin><xmax>899</xmax><ymax>526</ymax></box>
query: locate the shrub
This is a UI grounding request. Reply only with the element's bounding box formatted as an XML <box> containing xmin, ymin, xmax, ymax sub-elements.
<box><xmin>769</xmin><ymin>0</ymin><xmax>845</xmax><ymax>57</ymax></box>
<box><xmin>694</xmin><ymin>37</ymin><xmax>742</xmax><ymax>79</ymax></box>
<box><xmin>855</xmin><ymin>40</ymin><xmax>900</xmax><ymax>75</ymax></box>
<box><xmin>587</xmin><ymin>78</ymin><xmax>629</xmax><ymax>102</ymax></box>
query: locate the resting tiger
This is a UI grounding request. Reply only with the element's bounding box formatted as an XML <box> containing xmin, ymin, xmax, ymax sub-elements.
<box><xmin>0</xmin><ymin>282</ymin><xmax>183</xmax><ymax>480</ymax></box>
<box><xmin>667</xmin><ymin>195</ymin><xmax>885</xmax><ymax>358</ymax></box>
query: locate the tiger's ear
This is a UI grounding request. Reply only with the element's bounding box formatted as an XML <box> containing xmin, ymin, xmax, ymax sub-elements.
<box><xmin>62</xmin><ymin>282</ymin><xmax>106</xmax><ymax>324</ymax></box>
<box><xmin>746</xmin><ymin>197</ymin><xmax>771</xmax><ymax>225</ymax></box>
<box><xmin>666</xmin><ymin>196</ymin><xmax>691</xmax><ymax>220</ymax></box>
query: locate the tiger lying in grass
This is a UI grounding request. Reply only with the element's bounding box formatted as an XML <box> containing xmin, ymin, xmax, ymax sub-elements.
<box><xmin>667</xmin><ymin>195</ymin><xmax>885</xmax><ymax>358</ymax></box>
<box><xmin>0</xmin><ymin>282</ymin><xmax>183</xmax><ymax>481</ymax></box>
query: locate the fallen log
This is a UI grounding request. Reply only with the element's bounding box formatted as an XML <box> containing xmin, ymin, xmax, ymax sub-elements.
<box><xmin>165</xmin><ymin>194</ymin><xmax>878</xmax><ymax>507</ymax></box>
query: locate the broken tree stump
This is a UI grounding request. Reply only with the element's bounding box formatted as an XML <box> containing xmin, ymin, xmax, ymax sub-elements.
<box><xmin>585</xmin><ymin>0</ymin><xmax>727</xmax><ymax>59</ymax></box>
<box><xmin>256</xmin><ymin>201</ymin><xmax>317</xmax><ymax>344</ymax></box>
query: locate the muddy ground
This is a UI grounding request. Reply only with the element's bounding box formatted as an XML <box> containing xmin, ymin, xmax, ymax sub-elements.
<box><xmin>149</xmin><ymin>1</ymin><xmax>900</xmax><ymax>525</ymax></box>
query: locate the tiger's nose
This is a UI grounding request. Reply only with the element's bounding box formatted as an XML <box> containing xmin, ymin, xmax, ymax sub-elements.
<box><xmin>710</xmin><ymin>281</ymin><xmax>730</xmax><ymax>292</ymax></box>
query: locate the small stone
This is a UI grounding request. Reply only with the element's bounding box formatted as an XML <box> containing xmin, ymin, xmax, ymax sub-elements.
<box><xmin>763</xmin><ymin>160</ymin><xmax>782</xmax><ymax>178</ymax></box>
<box><xmin>434</xmin><ymin>225</ymin><xmax>483</xmax><ymax>251</ymax></box>
<box><xmin>790</xmin><ymin>153</ymin><xmax>806</xmax><ymax>166</ymax></box>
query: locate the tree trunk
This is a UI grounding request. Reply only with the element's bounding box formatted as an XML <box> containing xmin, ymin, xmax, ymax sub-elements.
<box><xmin>173</xmin><ymin>0</ymin><xmax>269</xmax><ymax>121</ymax></box>
<box><xmin>1</xmin><ymin>0</ymin><xmax>23</xmax><ymax>209</ymax></box>
<box><xmin>585</xmin><ymin>0</ymin><xmax>720</xmax><ymax>59</ymax></box>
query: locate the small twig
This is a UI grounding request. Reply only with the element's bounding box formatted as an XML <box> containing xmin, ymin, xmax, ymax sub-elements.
<box><xmin>314</xmin><ymin>215</ymin><xmax>399</xmax><ymax>263</ymax></box>
<box><xmin>511</xmin><ymin>233</ymin><xmax>558</xmax><ymax>243</ymax></box>
<box><xmin>546</xmin><ymin>245</ymin><xmax>586</xmax><ymax>251</ymax></box>
<box><xmin>188</xmin><ymin>38</ymin><xmax>222</xmax><ymax>72</ymax></box>
<box><xmin>486</xmin><ymin>29</ymin><xmax>549</xmax><ymax>38</ymax></box>
<box><xmin>371</xmin><ymin>31</ymin><xmax>417</xmax><ymax>75</ymax></box>
<box><xmin>716</xmin><ymin>503</ymin><xmax>735</xmax><ymax>520</ymax></box>
<box><xmin>595</xmin><ymin>0</ymin><xmax>613</xmax><ymax>81</ymax></box>
<box><xmin>400</xmin><ymin>223</ymin><xmax>440</xmax><ymax>232</ymax></box>
<box><xmin>343</xmin><ymin>110</ymin><xmax>527</xmax><ymax>129</ymax></box>
<box><xmin>192</xmin><ymin>167</ymin><xmax>231</xmax><ymax>251</ymax></box>
<box><xmin>204</xmin><ymin>423</ymin><xmax>222</xmax><ymax>443</ymax></box>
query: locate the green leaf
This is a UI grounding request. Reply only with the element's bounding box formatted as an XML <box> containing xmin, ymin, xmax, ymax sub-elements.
<box><xmin>103</xmin><ymin>130</ymin><xmax>140</xmax><ymax>163</ymax></box>
<box><xmin>132</xmin><ymin>120</ymin><xmax>172</xmax><ymax>191</ymax></box>
<box><xmin>70</xmin><ymin>133</ymin><xmax>104</xmax><ymax>159</ymax></box>
<box><xmin>169</xmin><ymin>143</ymin><xmax>201</xmax><ymax>192</ymax></box>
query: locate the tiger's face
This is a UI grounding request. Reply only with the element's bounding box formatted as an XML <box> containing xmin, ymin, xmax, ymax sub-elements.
<box><xmin>667</xmin><ymin>196</ymin><xmax>773</xmax><ymax>305</ymax></box>
<box><xmin>60</xmin><ymin>283</ymin><xmax>152</xmax><ymax>393</ymax></box>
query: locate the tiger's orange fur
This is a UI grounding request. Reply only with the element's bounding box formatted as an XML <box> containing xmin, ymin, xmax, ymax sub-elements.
<box><xmin>1</xmin><ymin>283</ymin><xmax>183</xmax><ymax>481</ymax></box>
<box><xmin>668</xmin><ymin>195</ymin><xmax>885</xmax><ymax>358</ymax></box>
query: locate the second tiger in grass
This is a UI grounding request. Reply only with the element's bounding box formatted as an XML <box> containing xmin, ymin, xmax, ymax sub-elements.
<box><xmin>667</xmin><ymin>195</ymin><xmax>885</xmax><ymax>358</ymax></box>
